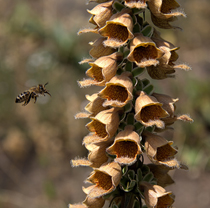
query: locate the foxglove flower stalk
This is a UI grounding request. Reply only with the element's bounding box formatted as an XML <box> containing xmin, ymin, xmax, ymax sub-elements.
<box><xmin>71</xmin><ymin>1</ymin><xmax>193</xmax><ymax>207</ymax></box>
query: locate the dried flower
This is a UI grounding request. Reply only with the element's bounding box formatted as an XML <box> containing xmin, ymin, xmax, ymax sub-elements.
<box><xmin>143</xmin><ymin>131</ymin><xmax>186</xmax><ymax>169</ymax></box>
<box><xmin>88</xmin><ymin>1</ymin><xmax>114</xmax><ymax>28</ymax></box>
<box><xmin>127</xmin><ymin>33</ymin><xmax>164</xmax><ymax>68</ymax></box>
<box><xmin>148</xmin><ymin>0</ymin><xmax>186</xmax><ymax>29</ymax></box>
<box><xmin>98</xmin><ymin>72</ymin><xmax>133</xmax><ymax>107</ymax></box>
<box><xmin>106</xmin><ymin>125</ymin><xmax>142</xmax><ymax>165</ymax></box>
<box><xmin>89</xmin><ymin>37</ymin><xmax>117</xmax><ymax>59</ymax></box>
<box><xmin>84</xmin><ymin>108</ymin><xmax>119</xmax><ymax>144</ymax></box>
<box><xmin>139</xmin><ymin>181</ymin><xmax>174</xmax><ymax>208</ymax></box>
<box><xmin>134</xmin><ymin>91</ymin><xmax>169</xmax><ymax>128</ymax></box>
<box><xmin>84</xmin><ymin>161</ymin><xmax>122</xmax><ymax>198</ymax></box>
<box><xmin>147</xmin><ymin>164</ymin><xmax>174</xmax><ymax>187</ymax></box>
<box><xmin>99</xmin><ymin>9</ymin><xmax>134</xmax><ymax>48</ymax></box>
<box><xmin>79</xmin><ymin>52</ymin><xmax>123</xmax><ymax>87</ymax></box>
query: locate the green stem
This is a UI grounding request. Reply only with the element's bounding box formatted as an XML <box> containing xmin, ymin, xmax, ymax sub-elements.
<box><xmin>120</xmin><ymin>192</ymin><xmax>135</xmax><ymax>208</ymax></box>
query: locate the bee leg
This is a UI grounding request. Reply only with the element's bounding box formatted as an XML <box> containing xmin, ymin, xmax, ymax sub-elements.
<box><xmin>23</xmin><ymin>94</ymin><xmax>32</xmax><ymax>106</ymax></box>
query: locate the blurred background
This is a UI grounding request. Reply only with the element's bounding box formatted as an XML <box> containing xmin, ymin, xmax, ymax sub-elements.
<box><xmin>0</xmin><ymin>0</ymin><xmax>209</xmax><ymax>207</ymax></box>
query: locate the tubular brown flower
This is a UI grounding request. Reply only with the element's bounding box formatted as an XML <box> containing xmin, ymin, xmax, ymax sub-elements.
<box><xmin>147</xmin><ymin>164</ymin><xmax>174</xmax><ymax>187</ymax></box>
<box><xmin>88</xmin><ymin>1</ymin><xmax>114</xmax><ymax>28</ymax></box>
<box><xmin>99</xmin><ymin>9</ymin><xmax>134</xmax><ymax>48</ymax></box>
<box><xmin>148</xmin><ymin>0</ymin><xmax>186</xmax><ymax>29</ymax></box>
<box><xmin>84</xmin><ymin>161</ymin><xmax>122</xmax><ymax>198</ymax></box>
<box><xmin>127</xmin><ymin>33</ymin><xmax>164</xmax><ymax>68</ymax></box>
<box><xmin>78</xmin><ymin>52</ymin><xmax>123</xmax><ymax>87</ymax></box>
<box><xmin>89</xmin><ymin>37</ymin><xmax>117</xmax><ymax>59</ymax></box>
<box><xmin>134</xmin><ymin>91</ymin><xmax>169</xmax><ymax>128</ymax></box>
<box><xmin>139</xmin><ymin>181</ymin><xmax>174</xmax><ymax>208</ymax></box>
<box><xmin>143</xmin><ymin>131</ymin><xmax>186</xmax><ymax>169</ymax></box>
<box><xmin>98</xmin><ymin>72</ymin><xmax>133</xmax><ymax>107</ymax></box>
<box><xmin>86</xmin><ymin>140</ymin><xmax>113</xmax><ymax>168</ymax></box>
<box><xmin>106</xmin><ymin>125</ymin><xmax>142</xmax><ymax>165</ymax></box>
<box><xmin>84</xmin><ymin>108</ymin><xmax>119</xmax><ymax>144</ymax></box>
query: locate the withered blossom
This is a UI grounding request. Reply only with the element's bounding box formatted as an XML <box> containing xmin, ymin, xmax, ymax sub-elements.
<box><xmin>106</xmin><ymin>125</ymin><xmax>142</xmax><ymax>165</ymax></box>
<box><xmin>148</xmin><ymin>0</ymin><xmax>186</xmax><ymax>29</ymax></box>
<box><xmin>143</xmin><ymin>131</ymin><xmax>187</xmax><ymax>169</ymax></box>
<box><xmin>98</xmin><ymin>72</ymin><xmax>133</xmax><ymax>107</ymax></box>
<box><xmin>86</xmin><ymin>141</ymin><xmax>113</xmax><ymax>168</ymax></box>
<box><xmin>88</xmin><ymin>1</ymin><xmax>113</xmax><ymax>28</ymax></box>
<box><xmin>89</xmin><ymin>37</ymin><xmax>117</xmax><ymax>59</ymax></box>
<box><xmin>99</xmin><ymin>9</ymin><xmax>134</xmax><ymax>48</ymax></box>
<box><xmin>84</xmin><ymin>162</ymin><xmax>122</xmax><ymax>198</ymax></box>
<box><xmin>84</xmin><ymin>108</ymin><xmax>119</xmax><ymax>144</ymax></box>
<box><xmin>134</xmin><ymin>91</ymin><xmax>169</xmax><ymax>128</ymax></box>
<box><xmin>147</xmin><ymin>164</ymin><xmax>174</xmax><ymax>187</ymax></box>
<box><xmin>79</xmin><ymin>52</ymin><xmax>123</xmax><ymax>87</ymax></box>
<box><xmin>139</xmin><ymin>181</ymin><xmax>174</xmax><ymax>208</ymax></box>
<box><xmin>127</xmin><ymin>33</ymin><xmax>164</xmax><ymax>68</ymax></box>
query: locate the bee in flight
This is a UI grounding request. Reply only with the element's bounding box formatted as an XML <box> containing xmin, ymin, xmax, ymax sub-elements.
<box><xmin>15</xmin><ymin>82</ymin><xmax>51</xmax><ymax>106</ymax></box>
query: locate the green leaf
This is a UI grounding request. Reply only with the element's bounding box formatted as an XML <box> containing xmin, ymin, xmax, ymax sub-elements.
<box><xmin>126</xmin><ymin>113</ymin><xmax>135</xmax><ymax>125</ymax></box>
<box><xmin>113</xmin><ymin>1</ymin><xmax>125</xmax><ymax>12</ymax></box>
<box><xmin>141</xmin><ymin>25</ymin><xmax>154</xmax><ymax>38</ymax></box>
<box><xmin>125</xmin><ymin>61</ymin><xmax>133</xmax><ymax>72</ymax></box>
<box><xmin>132</xmin><ymin>67</ymin><xmax>145</xmax><ymax>77</ymax></box>
<box><xmin>133</xmin><ymin>23</ymin><xmax>141</xmax><ymax>33</ymax></box>
<box><xmin>143</xmin><ymin>172</ymin><xmax>154</xmax><ymax>182</ymax></box>
<box><xmin>143</xmin><ymin>84</ymin><xmax>154</xmax><ymax>95</ymax></box>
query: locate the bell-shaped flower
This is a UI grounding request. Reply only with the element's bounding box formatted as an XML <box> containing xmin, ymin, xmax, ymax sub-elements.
<box><xmin>88</xmin><ymin>1</ymin><xmax>113</xmax><ymax>28</ymax></box>
<box><xmin>89</xmin><ymin>37</ymin><xmax>117</xmax><ymax>59</ymax></box>
<box><xmin>147</xmin><ymin>33</ymin><xmax>191</xmax><ymax>79</ymax></box>
<box><xmin>127</xmin><ymin>33</ymin><xmax>164</xmax><ymax>68</ymax></box>
<box><xmin>98</xmin><ymin>72</ymin><xmax>133</xmax><ymax>107</ymax></box>
<box><xmin>78</xmin><ymin>52</ymin><xmax>123</xmax><ymax>87</ymax></box>
<box><xmin>83</xmin><ymin>196</ymin><xmax>105</xmax><ymax>208</ymax></box>
<box><xmin>152</xmin><ymin>92</ymin><xmax>193</xmax><ymax>127</ymax></box>
<box><xmin>84</xmin><ymin>108</ymin><xmax>119</xmax><ymax>144</ymax></box>
<box><xmin>106</xmin><ymin>125</ymin><xmax>142</xmax><ymax>165</ymax></box>
<box><xmin>69</xmin><ymin>196</ymin><xmax>105</xmax><ymax>208</ymax></box>
<box><xmin>99</xmin><ymin>9</ymin><xmax>134</xmax><ymax>48</ymax></box>
<box><xmin>147</xmin><ymin>164</ymin><xmax>174</xmax><ymax>187</ymax></box>
<box><xmin>143</xmin><ymin>131</ymin><xmax>187</xmax><ymax>169</ymax></box>
<box><xmin>75</xmin><ymin>93</ymin><xmax>109</xmax><ymax>119</ymax></box>
<box><xmin>124</xmin><ymin>0</ymin><xmax>148</xmax><ymax>9</ymax></box>
<box><xmin>148</xmin><ymin>0</ymin><xmax>186</xmax><ymax>29</ymax></box>
<box><xmin>134</xmin><ymin>91</ymin><xmax>169</xmax><ymax>129</ymax></box>
<box><xmin>85</xmin><ymin>140</ymin><xmax>113</xmax><ymax>168</ymax></box>
<box><xmin>84</xmin><ymin>161</ymin><xmax>122</xmax><ymax>198</ymax></box>
<box><xmin>139</xmin><ymin>181</ymin><xmax>174</xmax><ymax>208</ymax></box>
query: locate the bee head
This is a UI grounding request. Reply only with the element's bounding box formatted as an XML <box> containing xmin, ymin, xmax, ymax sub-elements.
<box><xmin>40</xmin><ymin>82</ymin><xmax>51</xmax><ymax>96</ymax></box>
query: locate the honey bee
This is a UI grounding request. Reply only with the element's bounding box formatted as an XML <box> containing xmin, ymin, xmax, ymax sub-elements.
<box><xmin>15</xmin><ymin>82</ymin><xmax>51</xmax><ymax>106</ymax></box>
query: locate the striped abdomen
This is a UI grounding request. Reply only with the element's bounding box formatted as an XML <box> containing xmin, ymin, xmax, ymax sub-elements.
<box><xmin>15</xmin><ymin>91</ymin><xmax>30</xmax><ymax>103</ymax></box>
